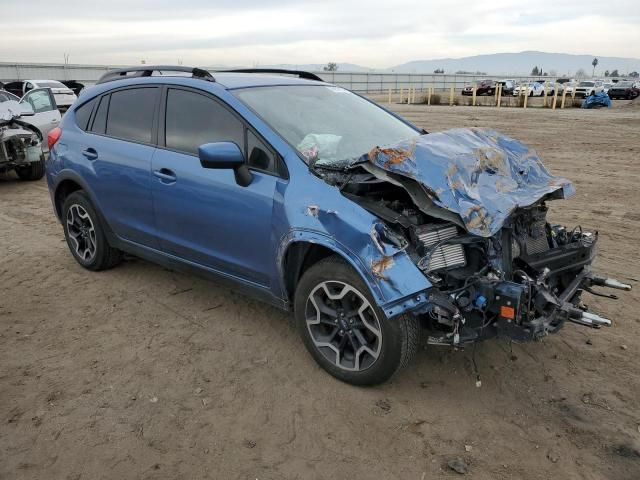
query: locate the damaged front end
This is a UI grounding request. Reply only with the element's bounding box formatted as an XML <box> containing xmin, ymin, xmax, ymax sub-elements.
<box><xmin>314</xmin><ymin>128</ymin><xmax>631</xmax><ymax>346</ymax></box>
<box><xmin>0</xmin><ymin>101</ymin><xmax>44</xmax><ymax>171</ymax></box>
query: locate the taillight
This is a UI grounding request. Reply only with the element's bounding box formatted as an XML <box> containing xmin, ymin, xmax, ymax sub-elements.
<box><xmin>48</xmin><ymin>127</ymin><xmax>62</xmax><ymax>151</ymax></box>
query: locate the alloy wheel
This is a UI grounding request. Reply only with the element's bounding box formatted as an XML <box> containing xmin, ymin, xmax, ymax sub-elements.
<box><xmin>66</xmin><ymin>204</ymin><xmax>97</xmax><ymax>262</ymax></box>
<box><xmin>305</xmin><ymin>281</ymin><xmax>382</xmax><ymax>372</ymax></box>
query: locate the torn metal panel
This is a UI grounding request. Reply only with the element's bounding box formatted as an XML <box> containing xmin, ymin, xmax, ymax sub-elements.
<box><xmin>357</xmin><ymin>128</ymin><xmax>575</xmax><ymax>237</ymax></box>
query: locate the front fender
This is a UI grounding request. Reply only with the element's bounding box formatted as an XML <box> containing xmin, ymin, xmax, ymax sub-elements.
<box><xmin>277</xmin><ymin>222</ymin><xmax>433</xmax><ymax>318</ymax></box>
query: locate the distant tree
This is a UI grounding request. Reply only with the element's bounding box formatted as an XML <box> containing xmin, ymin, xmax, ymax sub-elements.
<box><xmin>630</xmin><ymin>71</ymin><xmax>639</xmax><ymax>78</ymax></box>
<box><xmin>576</xmin><ymin>68</ymin><xmax>586</xmax><ymax>79</ymax></box>
<box><xmin>604</xmin><ymin>70</ymin><xmax>610</xmax><ymax>77</ymax></box>
<box><xmin>610</xmin><ymin>69</ymin><xmax>620</xmax><ymax>77</ymax></box>
<box><xmin>592</xmin><ymin>58</ymin><xmax>598</xmax><ymax>77</ymax></box>
<box><xmin>548</xmin><ymin>69</ymin><xmax>558</xmax><ymax>76</ymax></box>
<box><xmin>323</xmin><ymin>62</ymin><xmax>338</xmax><ymax>72</ymax></box>
<box><xmin>531</xmin><ymin>66</ymin><xmax>540</xmax><ymax>75</ymax></box>
<box><xmin>433</xmin><ymin>68</ymin><xmax>444</xmax><ymax>74</ymax></box>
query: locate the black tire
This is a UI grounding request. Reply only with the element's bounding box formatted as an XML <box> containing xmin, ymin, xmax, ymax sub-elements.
<box><xmin>15</xmin><ymin>154</ymin><xmax>45</xmax><ymax>181</ymax></box>
<box><xmin>62</xmin><ymin>191</ymin><xmax>122</xmax><ymax>271</ymax></box>
<box><xmin>294</xmin><ymin>256</ymin><xmax>419</xmax><ymax>386</ymax></box>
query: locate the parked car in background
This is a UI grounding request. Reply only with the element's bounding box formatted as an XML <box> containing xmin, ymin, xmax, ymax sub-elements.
<box><xmin>0</xmin><ymin>87</ymin><xmax>61</xmax><ymax>148</ymax></box>
<box><xmin>607</xmin><ymin>81</ymin><xmax>640</xmax><ymax>100</ymax></box>
<box><xmin>574</xmin><ymin>81</ymin><xmax>604</xmax><ymax>98</ymax></box>
<box><xmin>3</xmin><ymin>80</ymin><xmax>77</xmax><ymax>111</ymax></box>
<box><xmin>560</xmin><ymin>80</ymin><xmax>578</xmax><ymax>96</ymax></box>
<box><xmin>513</xmin><ymin>81</ymin><xmax>544</xmax><ymax>96</ymax></box>
<box><xmin>602</xmin><ymin>82</ymin><xmax>615</xmax><ymax>94</ymax></box>
<box><xmin>44</xmin><ymin>66</ymin><xmax>630</xmax><ymax>385</ymax></box>
<box><xmin>461</xmin><ymin>79</ymin><xmax>496</xmax><ymax>96</ymax></box>
<box><xmin>60</xmin><ymin>80</ymin><xmax>86</xmax><ymax>96</ymax></box>
<box><xmin>496</xmin><ymin>79</ymin><xmax>515</xmax><ymax>95</ymax></box>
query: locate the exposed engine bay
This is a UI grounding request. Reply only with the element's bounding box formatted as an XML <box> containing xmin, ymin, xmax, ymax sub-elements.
<box><xmin>0</xmin><ymin>100</ymin><xmax>43</xmax><ymax>173</ymax></box>
<box><xmin>312</xmin><ymin>128</ymin><xmax>631</xmax><ymax>345</ymax></box>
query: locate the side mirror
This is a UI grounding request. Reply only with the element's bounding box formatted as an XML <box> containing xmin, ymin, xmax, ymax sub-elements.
<box><xmin>198</xmin><ymin>142</ymin><xmax>253</xmax><ymax>187</ymax></box>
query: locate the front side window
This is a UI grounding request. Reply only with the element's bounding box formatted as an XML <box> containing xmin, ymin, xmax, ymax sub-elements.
<box><xmin>234</xmin><ymin>85</ymin><xmax>419</xmax><ymax>167</ymax></box>
<box><xmin>106</xmin><ymin>87</ymin><xmax>158</xmax><ymax>144</ymax></box>
<box><xmin>165</xmin><ymin>88</ymin><xmax>244</xmax><ymax>156</ymax></box>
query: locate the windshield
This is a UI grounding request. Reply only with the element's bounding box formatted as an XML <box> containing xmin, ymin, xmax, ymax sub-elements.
<box><xmin>616</xmin><ymin>82</ymin><xmax>633</xmax><ymax>87</ymax></box>
<box><xmin>34</xmin><ymin>81</ymin><xmax>66</xmax><ymax>89</ymax></box>
<box><xmin>579</xmin><ymin>82</ymin><xmax>595</xmax><ymax>87</ymax></box>
<box><xmin>234</xmin><ymin>85</ymin><xmax>419</xmax><ymax>166</ymax></box>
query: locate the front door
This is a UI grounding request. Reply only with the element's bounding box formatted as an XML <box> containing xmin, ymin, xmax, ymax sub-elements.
<box><xmin>20</xmin><ymin>88</ymin><xmax>61</xmax><ymax>144</ymax></box>
<box><xmin>151</xmin><ymin>87</ymin><xmax>279</xmax><ymax>286</ymax></box>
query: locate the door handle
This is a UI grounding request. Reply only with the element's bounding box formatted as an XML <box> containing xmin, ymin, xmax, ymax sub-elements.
<box><xmin>153</xmin><ymin>168</ymin><xmax>177</xmax><ymax>184</ymax></box>
<box><xmin>82</xmin><ymin>148</ymin><xmax>98</xmax><ymax>160</ymax></box>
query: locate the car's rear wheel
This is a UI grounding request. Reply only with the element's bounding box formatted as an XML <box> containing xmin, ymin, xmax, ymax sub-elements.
<box><xmin>62</xmin><ymin>191</ymin><xmax>122</xmax><ymax>271</ymax></box>
<box><xmin>294</xmin><ymin>256</ymin><xmax>419</xmax><ymax>386</ymax></box>
<box><xmin>15</xmin><ymin>154</ymin><xmax>45</xmax><ymax>181</ymax></box>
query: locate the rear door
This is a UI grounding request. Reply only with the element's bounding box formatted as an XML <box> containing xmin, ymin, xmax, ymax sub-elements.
<box><xmin>151</xmin><ymin>86</ymin><xmax>280</xmax><ymax>286</ymax></box>
<box><xmin>19</xmin><ymin>88</ymin><xmax>61</xmax><ymax>143</ymax></box>
<box><xmin>80</xmin><ymin>87</ymin><xmax>160</xmax><ymax>248</ymax></box>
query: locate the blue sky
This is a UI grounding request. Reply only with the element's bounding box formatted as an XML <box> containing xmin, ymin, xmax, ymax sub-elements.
<box><xmin>2</xmin><ymin>1</ymin><xmax>638</xmax><ymax>66</ymax></box>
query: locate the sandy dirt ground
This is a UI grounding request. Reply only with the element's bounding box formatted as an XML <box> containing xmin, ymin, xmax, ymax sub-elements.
<box><xmin>1</xmin><ymin>102</ymin><xmax>639</xmax><ymax>480</ymax></box>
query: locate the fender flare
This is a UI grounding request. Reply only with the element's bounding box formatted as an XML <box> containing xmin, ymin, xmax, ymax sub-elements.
<box><xmin>276</xmin><ymin>228</ymin><xmax>386</xmax><ymax>305</ymax></box>
<box><xmin>52</xmin><ymin>169</ymin><xmax>119</xmax><ymax>246</ymax></box>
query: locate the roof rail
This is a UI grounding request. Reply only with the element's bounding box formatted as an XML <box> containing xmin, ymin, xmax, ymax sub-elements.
<box><xmin>96</xmin><ymin>66</ymin><xmax>214</xmax><ymax>85</ymax></box>
<box><xmin>220</xmin><ymin>68</ymin><xmax>324</xmax><ymax>82</ymax></box>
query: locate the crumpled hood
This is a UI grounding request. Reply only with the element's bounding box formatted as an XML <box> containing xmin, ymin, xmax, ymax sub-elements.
<box><xmin>359</xmin><ymin>128</ymin><xmax>575</xmax><ymax>237</ymax></box>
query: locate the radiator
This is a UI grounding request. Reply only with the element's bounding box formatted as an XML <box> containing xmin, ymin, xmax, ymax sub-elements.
<box><xmin>416</xmin><ymin>224</ymin><xmax>467</xmax><ymax>272</ymax></box>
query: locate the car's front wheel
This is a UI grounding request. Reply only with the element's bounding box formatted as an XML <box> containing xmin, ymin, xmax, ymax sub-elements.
<box><xmin>62</xmin><ymin>191</ymin><xmax>122</xmax><ymax>271</ymax></box>
<box><xmin>294</xmin><ymin>256</ymin><xmax>420</xmax><ymax>385</ymax></box>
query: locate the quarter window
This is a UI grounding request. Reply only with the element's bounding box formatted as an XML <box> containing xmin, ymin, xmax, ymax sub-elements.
<box><xmin>90</xmin><ymin>95</ymin><xmax>109</xmax><ymax>134</ymax></box>
<box><xmin>247</xmin><ymin>130</ymin><xmax>275</xmax><ymax>172</ymax></box>
<box><xmin>165</xmin><ymin>88</ymin><xmax>244</xmax><ymax>156</ymax></box>
<box><xmin>74</xmin><ymin>97</ymin><xmax>97</xmax><ymax>131</ymax></box>
<box><xmin>105</xmin><ymin>88</ymin><xmax>158</xmax><ymax>144</ymax></box>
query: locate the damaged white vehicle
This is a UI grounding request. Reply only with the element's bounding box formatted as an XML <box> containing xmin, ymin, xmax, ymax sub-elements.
<box><xmin>0</xmin><ymin>88</ymin><xmax>61</xmax><ymax>180</ymax></box>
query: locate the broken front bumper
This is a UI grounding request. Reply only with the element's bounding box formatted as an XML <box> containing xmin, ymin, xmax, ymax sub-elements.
<box><xmin>412</xmin><ymin>231</ymin><xmax>632</xmax><ymax>346</ymax></box>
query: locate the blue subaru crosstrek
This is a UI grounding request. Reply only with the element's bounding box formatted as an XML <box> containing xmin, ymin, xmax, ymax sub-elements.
<box><xmin>46</xmin><ymin>66</ymin><xmax>629</xmax><ymax>385</ymax></box>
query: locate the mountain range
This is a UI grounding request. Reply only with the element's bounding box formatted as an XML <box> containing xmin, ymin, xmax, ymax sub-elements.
<box><xmin>265</xmin><ymin>51</ymin><xmax>640</xmax><ymax>76</ymax></box>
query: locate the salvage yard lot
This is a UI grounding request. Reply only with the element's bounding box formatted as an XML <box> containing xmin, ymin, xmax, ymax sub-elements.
<box><xmin>1</xmin><ymin>103</ymin><xmax>639</xmax><ymax>479</ymax></box>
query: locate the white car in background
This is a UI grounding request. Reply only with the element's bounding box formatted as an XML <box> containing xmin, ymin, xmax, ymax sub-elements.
<box><xmin>602</xmin><ymin>82</ymin><xmax>615</xmax><ymax>94</ymax></box>
<box><xmin>2</xmin><ymin>80</ymin><xmax>77</xmax><ymax>111</ymax></box>
<box><xmin>513</xmin><ymin>81</ymin><xmax>544</xmax><ymax>96</ymax></box>
<box><xmin>574</xmin><ymin>80</ymin><xmax>604</xmax><ymax>98</ymax></box>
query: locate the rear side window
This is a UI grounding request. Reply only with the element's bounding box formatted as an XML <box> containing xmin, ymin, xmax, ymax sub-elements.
<box><xmin>90</xmin><ymin>95</ymin><xmax>109</xmax><ymax>134</ymax></box>
<box><xmin>74</xmin><ymin>97</ymin><xmax>97</xmax><ymax>130</ymax></box>
<box><xmin>165</xmin><ymin>88</ymin><xmax>244</xmax><ymax>155</ymax></box>
<box><xmin>106</xmin><ymin>88</ymin><xmax>158</xmax><ymax>144</ymax></box>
